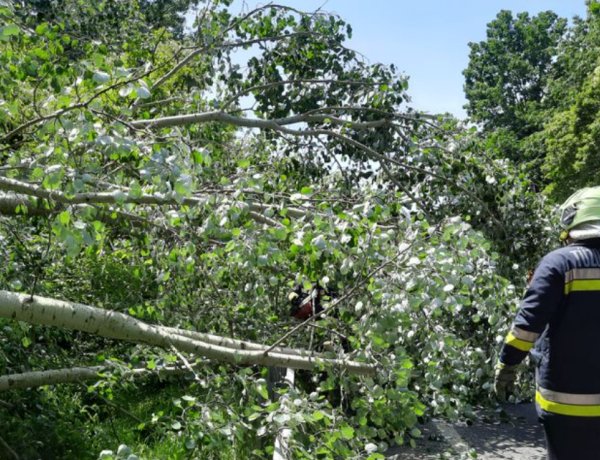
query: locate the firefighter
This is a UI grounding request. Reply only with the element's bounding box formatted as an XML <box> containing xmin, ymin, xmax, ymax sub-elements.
<box><xmin>494</xmin><ymin>186</ymin><xmax>600</xmax><ymax>460</ymax></box>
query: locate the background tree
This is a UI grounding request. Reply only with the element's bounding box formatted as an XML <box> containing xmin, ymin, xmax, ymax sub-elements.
<box><xmin>463</xmin><ymin>10</ymin><xmax>566</xmax><ymax>138</ymax></box>
<box><xmin>463</xmin><ymin>2</ymin><xmax>600</xmax><ymax>199</ymax></box>
<box><xmin>463</xmin><ymin>9</ymin><xmax>567</xmax><ymax>187</ymax></box>
<box><xmin>541</xmin><ymin>1</ymin><xmax>600</xmax><ymax>199</ymax></box>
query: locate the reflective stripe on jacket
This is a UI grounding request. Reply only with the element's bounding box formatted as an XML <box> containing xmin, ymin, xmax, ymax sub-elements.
<box><xmin>499</xmin><ymin>239</ymin><xmax>600</xmax><ymax>416</ymax></box>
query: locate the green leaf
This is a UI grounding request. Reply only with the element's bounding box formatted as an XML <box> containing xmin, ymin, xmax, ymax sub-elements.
<box><xmin>119</xmin><ymin>85</ymin><xmax>134</xmax><ymax>98</ymax></box>
<box><xmin>366</xmin><ymin>454</ymin><xmax>385</xmax><ymax>460</ymax></box>
<box><xmin>192</xmin><ymin>151</ymin><xmax>204</xmax><ymax>164</ymax></box>
<box><xmin>136</xmin><ymin>85</ymin><xmax>151</xmax><ymax>99</ymax></box>
<box><xmin>58</xmin><ymin>210</ymin><xmax>71</xmax><ymax>226</ymax></box>
<box><xmin>271</xmin><ymin>227</ymin><xmax>287</xmax><ymax>241</ymax></box>
<box><xmin>35</xmin><ymin>23</ymin><xmax>49</xmax><ymax>35</ymax></box>
<box><xmin>185</xmin><ymin>438</ymin><xmax>196</xmax><ymax>449</ymax></box>
<box><xmin>257</xmin><ymin>384</ymin><xmax>269</xmax><ymax>399</ymax></box>
<box><xmin>15</xmin><ymin>203</ymin><xmax>28</xmax><ymax>215</ymax></box>
<box><xmin>93</xmin><ymin>71</ymin><xmax>110</xmax><ymax>84</ymax></box>
<box><xmin>1</xmin><ymin>24</ymin><xmax>20</xmax><ymax>37</ymax></box>
<box><xmin>128</xmin><ymin>182</ymin><xmax>143</xmax><ymax>199</ymax></box>
<box><xmin>312</xmin><ymin>410</ymin><xmax>325</xmax><ymax>421</ymax></box>
<box><xmin>248</xmin><ymin>412</ymin><xmax>261</xmax><ymax>421</ymax></box>
<box><xmin>32</xmin><ymin>47</ymin><xmax>50</xmax><ymax>60</ymax></box>
<box><xmin>340</xmin><ymin>425</ymin><xmax>355</xmax><ymax>440</ymax></box>
<box><xmin>174</xmin><ymin>179</ymin><xmax>191</xmax><ymax>197</ymax></box>
<box><xmin>410</xmin><ymin>427</ymin><xmax>422</xmax><ymax>438</ymax></box>
<box><xmin>42</xmin><ymin>167</ymin><xmax>64</xmax><ymax>190</ymax></box>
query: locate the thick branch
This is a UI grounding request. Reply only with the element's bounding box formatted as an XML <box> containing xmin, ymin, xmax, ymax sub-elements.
<box><xmin>129</xmin><ymin>112</ymin><xmax>456</xmax><ymax>201</ymax></box>
<box><xmin>0</xmin><ymin>291</ymin><xmax>376</xmax><ymax>376</ymax></box>
<box><xmin>0</xmin><ymin>366</ymin><xmax>103</xmax><ymax>390</ymax></box>
<box><xmin>138</xmin><ymin>113</ymin><xmax>498</xmax><ymax>230</ymax></box>
<box><xmin>273</xmin><ymin>367</ymin><xmax>295</xmax><ymax>460</ymax></box>
<box><xmin>161</xmin><ymin>326</ymin><xmax>325</xmax><ymax>358</ymax></box>
<box><xmin>0</xmin><ymin>178</ymin><xmax>310</xmax><ymax>223</ymax></box>
<box><xmin>0</xmin><ymin>435</ymin><xmax>18</xmax><ymax>460</ymax></box>
<box><xmin>129</xmin><ymin>110</ymin><xmax>392</xmax><ymax>131</ymax></box>
<box><xmin>0</xmin><ymin>364</ymin><xmax>190</xmax><ymax>391</ymax></box>
<box><xmin>0</xmin><ymin>192</ymin><xmax>166</xmax><ymax>231</ymax></box>
<box><xmin>0</xmin><ymin>194</ymin><xmax>51</xmax><ymax>217</ymax></box>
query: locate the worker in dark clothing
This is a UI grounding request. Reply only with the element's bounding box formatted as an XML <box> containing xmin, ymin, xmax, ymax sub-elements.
<box><xmin>494</xmin><ymin>186</ymin><xmax>600</xmax><ymax>460</ymax></box>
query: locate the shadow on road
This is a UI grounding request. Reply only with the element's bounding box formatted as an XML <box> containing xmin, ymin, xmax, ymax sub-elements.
<box><xmin>386</xmin><ymin>403</ymin><xmax>546</xmax><ymax>460</ymax></box>
<box><xmin>456</xmin><ymin>403</ymin><xmax>545</xmax><ymax>459</ymax></box>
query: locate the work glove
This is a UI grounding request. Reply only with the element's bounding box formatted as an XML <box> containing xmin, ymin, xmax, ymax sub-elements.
<box><xmin>494</xmin><ymin>362</ymin><xmax>518</xmax><ymax>401</ymax></box>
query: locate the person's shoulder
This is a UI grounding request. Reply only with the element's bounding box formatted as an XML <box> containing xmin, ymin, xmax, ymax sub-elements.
<box><xmin>537</xmin><ymin>246</ymin><xmax>578</xmax><ymax>268</ymax></box>
<box><xmin>539</xmin><ymin>244</ymin><xmax>599</xmax><ymax>268</ymax></box>
<box><xmin>544</xmin><ymin>246</ymin><xmax>576</xmax><ymax>258</ymax></box>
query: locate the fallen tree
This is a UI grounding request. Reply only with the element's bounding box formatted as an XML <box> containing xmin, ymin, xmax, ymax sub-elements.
<box><xmin>0</xmin><ymin>290</ymin><xmax>376</xmax><ymax>376</ymax></box>
<box><xmin>0</xmin><ymin>1</ymin><xmax>506</xmax><ymax>458</ymax></box>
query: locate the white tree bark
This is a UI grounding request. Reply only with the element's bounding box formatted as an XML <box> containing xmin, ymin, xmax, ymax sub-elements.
<box><xmin>0</xmin><ymin>291</ymin><xmax>376</xmax><ymax>376</ymax></box>
<box><xmin>0</xmin><ymin>178</ymin><xmax>310</xmax><ymax>221</ymax></box>
<box><xmin>0</xmin><ymin>364</ymin><xmax>189</xmax><ymax>391</ymax></box>
<box><xmin>160</xmin><ymin>326</ymin><xmax>320</xmax><ymax>357</ymax></box>
<box><xmin>0</xmin><ymin>192</ymin><xmax>157</xmax><ymax>230</ymax></box>
<box><xmin>0</xmin><ymin>194</ymin><xmax>49</xmax><ymax>217</ymax></box>
<box><xmin>0</xmin><ymin>366</ymin><xmax>105</xmax><ymax>390</ymax></box>
<box><xmin>273</xmin><ymin>368</ymin><xmax>295</xmax><ymax>460</ymax></box>
<box><xmin>130</xmin><ymin>110</ymin><xmax>392</xmax><ymax>131</ymax></box>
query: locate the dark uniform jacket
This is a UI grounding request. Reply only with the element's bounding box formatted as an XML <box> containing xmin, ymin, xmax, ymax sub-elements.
<box><xmin>500</xmin><ymin>239</ymin><xmax>600</xmax><ymax>416</ymax></box>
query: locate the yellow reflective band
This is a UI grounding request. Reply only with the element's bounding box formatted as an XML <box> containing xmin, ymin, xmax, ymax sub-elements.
<box><xmin>536</xmin><ymin>391</ymin><xmax>600</xmax><ymax>417</ymax></box>
<box><xmin>505</xmin><ymin>332</ymin><xmax>534</xmax><ymax>352</ymax></box>
<box><xmin>511</xmin><ymin>327</ymin><xmax>539</xmax><ymax>342</ymax></box>
<box><xmin>564</xmin><ymin>279</ymin><xmax>600</xmax><ymax>295</ymax></box>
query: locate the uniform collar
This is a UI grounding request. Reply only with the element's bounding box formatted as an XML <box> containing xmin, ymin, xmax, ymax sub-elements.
<box><xmin>571</xmin><ymin>238</ymin><xmax>600</xmax><ymax>248</ymax></box>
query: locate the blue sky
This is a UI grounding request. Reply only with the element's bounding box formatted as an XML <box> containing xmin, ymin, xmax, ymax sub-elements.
<box><xmin>232</xmin><ymin>1</ymin><xmax>587</xmax><ymax>118</ymax></box>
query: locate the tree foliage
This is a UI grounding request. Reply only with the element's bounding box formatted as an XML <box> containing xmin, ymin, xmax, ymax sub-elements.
<box><xmin>463</xmin><ymin>10</ymin><xmax>567</xmax><ymax>138</ymax></box>
<box><xmin>464</xmin><ymin>2</ymin><xmax>600</xmax><ymax>201</ymax></box>
<box><xmin>540</xmin><ymin>3</ymin><xmax>600</xmax><ymax>199</ymax></box>
<box><xmin>0</xmin><ymin>0</ymin><xmax>554</xmax><ymax>458</ymax></box>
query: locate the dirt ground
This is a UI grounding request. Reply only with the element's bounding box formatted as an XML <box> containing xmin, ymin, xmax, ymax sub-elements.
<box><xmin>385</xmin><ymin>403</ymin><xmax>546</xmax><ymax>459</ymax></box>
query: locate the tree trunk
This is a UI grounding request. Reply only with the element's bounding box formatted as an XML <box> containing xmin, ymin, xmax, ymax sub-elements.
<box><xmin>0</xmin><ymin>291</ymin><xmax>376</xmax><ymax>375</ymax></box>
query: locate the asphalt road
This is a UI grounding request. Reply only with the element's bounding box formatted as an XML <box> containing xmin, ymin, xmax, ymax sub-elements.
<box><xmin>385</xmin><ymin>403</ymin><xmax>546</xmax><ymax>459</ymax></box>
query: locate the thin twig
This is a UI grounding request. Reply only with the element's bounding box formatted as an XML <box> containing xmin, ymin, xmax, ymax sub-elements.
<box><xmin>170</xmin><ymin>345</ymin><xmax>201</xmax><ymax>382</ymax></box>
<box><xmin>0</xmin><ymin>399</ymin><xmax>15</xmax><ymax>409</ymax></box>
<box><xmin>0</xmin><ymin>435</ymin><xmax>19</xmax><ymax>460</ymax></box>
<box><xmin>2</xmin><ymin>69</ymin><xmax>155</xmax><ymax>144</ymax></box>
<box><xmin>28</xmin><ymin>219</ymin><xmax>53</xmax><ymax>301</ymax></box>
